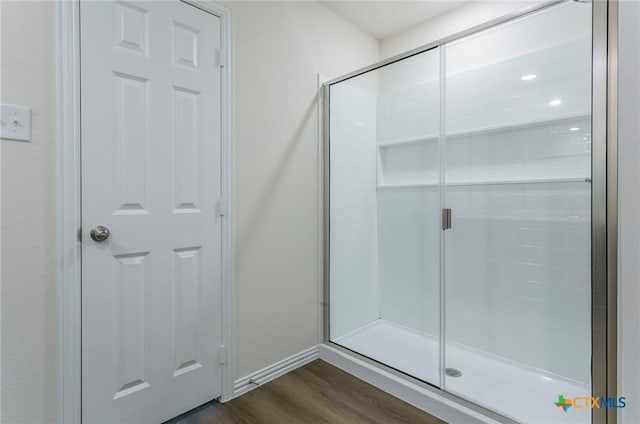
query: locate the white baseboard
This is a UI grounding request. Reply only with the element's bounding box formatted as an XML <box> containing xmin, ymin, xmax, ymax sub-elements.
<box><xmin>318</xmin><ymin>343</ymin><xmax>504</xmax><ymax>424</ymax></box>
<box><xmin>231</xmin><ymin>346</ymin><xmax>319</xmax><ymax>399</ymax></box>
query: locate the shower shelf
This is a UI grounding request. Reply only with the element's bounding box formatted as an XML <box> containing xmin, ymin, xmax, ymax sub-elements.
<box><xmin>376</xmin><ymin>176</ymin><xmax>590</xmax><ymax>189</ymax></box>
<box><xmin>378</xmin><ymin>134</ymin><xmax>438</xmax><ymax>148</ymax></box>
<box><xmin>376</xmin><ymin>113</ymin><xmax>591</xmax><ymax>148</ymax></box>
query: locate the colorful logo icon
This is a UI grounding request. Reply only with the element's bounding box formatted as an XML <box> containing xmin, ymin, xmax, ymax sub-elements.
<box><xmin>555</xmin><ymin>395</ymin><xmax>572</xmax><ymax>412</ymax></box>
<box><xmin>555</xmin><ymin>395</ymin><xmax>626</xmax><ymax>411</ymax></box>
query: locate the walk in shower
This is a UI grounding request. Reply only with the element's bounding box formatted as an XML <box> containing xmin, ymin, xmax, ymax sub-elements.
<box><xmin>324</xmin><ymin>2</ymin><xmax>604</xmax><ymax>423</ymax></box>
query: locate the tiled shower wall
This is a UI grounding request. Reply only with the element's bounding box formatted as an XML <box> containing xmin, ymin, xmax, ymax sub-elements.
<box><xmin>444</xmin><ymin>182</ymin><xmax>591</xmax><ymax>383</ymax></box>
<box><xmin>329</xmin><ymin>82</ymin><xmax>380</xmax><ymax>338</ymax></box>
<box><xmin>376</xmin><ymin>37</ymin><xmax>592</xmax><ymax>383</ymax></box>
<box><xmin>376</xmin><ymin>181</ymin><xmax>591</xmax><ymax>383</ymax></box>
<box><xmin>377</xmin><ymin>187</ymin><xmax>441</xmax><ymax>335</ymax></box>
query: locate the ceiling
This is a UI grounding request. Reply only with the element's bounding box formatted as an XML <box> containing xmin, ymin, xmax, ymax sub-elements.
<box><xmin>319</xmin><ymin>1</ymin><xmax>467</xmax><ymax>40</ymax></box>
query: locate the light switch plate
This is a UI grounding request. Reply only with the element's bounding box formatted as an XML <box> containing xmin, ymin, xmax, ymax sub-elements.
<box><xmin>1</xmin><ymin>104</ymin><xmax>32</xmax><ymax>142</ymax></box>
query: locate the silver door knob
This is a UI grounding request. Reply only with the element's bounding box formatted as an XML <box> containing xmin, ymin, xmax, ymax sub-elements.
<box><xmin>90</xmin><ymin>226</ymin><xmax>111</xmax><ymax>242</ymax></box>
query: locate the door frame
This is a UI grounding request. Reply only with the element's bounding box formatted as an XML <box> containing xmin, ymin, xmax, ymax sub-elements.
<box><xmin>56</xmin><ymin>1</ymin><xmax>235</xmax><ymax>422</ymax></box>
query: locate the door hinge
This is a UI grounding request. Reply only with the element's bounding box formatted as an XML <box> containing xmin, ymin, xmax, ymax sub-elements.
<box><xmin>442</xmin><ymin>208</ymin><xmax>452</xmax><ymax>230</ymax></box>
<box><xmin>218</xmin><ymin>345</ymin><xmax>228</xmax><ymax>366</ymax></box>
<box><xmin>217</xmin><ymin>198</ymin><xmax>227</xmax><ymax>218</ymax></box>
<box><xmin>215</xmin><ymin>49</ymin><xmax>225</xmax><ymax>68</ymax></box>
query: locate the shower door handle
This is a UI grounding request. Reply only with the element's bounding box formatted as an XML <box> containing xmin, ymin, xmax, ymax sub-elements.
<box><xmin>442</xmin><ymin>208</ymin><xmax>452</xmax><ymax>230</ymax></box>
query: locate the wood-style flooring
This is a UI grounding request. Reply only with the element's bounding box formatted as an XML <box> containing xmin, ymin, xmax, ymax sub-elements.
<box><xmin>170</xmin><ymin>359</ymin><xmax>446</xmax><ymax>424</ymax></box>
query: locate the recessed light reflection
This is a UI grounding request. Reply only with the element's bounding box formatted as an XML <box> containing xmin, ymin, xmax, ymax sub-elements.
<box><xmin>548</xmin><ymin>98</ymin><xmax>562</xmax><ymax>106</ymax></box>
<box><xmin>521</xmin><ymin>74</ymin><xmax>537</xmax><ymax>81</ymax></box>
<box><xmin>569</xmin><ymin>127</ymin><xmax>580</xmax><ymax>131</ymax></box>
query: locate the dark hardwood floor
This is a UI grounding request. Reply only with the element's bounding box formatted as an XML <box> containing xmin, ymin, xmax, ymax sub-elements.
<box><xmin>170</xmin><ymin>359</ymin><xmax>446</xmax><ymax>424</ymax></box>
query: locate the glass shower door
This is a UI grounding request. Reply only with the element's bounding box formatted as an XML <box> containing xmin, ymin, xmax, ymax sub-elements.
<box><xmin>329</xmin><ymin>48</ymin><xmax>443</xmax><ymax>387</ymax></box>
<box><xmin>442</xmin><ymin>2</ymin><xmax>593</xmax><ymax>423</ymax></box>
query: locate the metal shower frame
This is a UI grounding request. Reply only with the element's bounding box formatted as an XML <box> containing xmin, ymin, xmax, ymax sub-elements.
<box><xmin>321</xmin><ymin>1</ymin><xmax>618</xmax><ymax>422</ymax></box>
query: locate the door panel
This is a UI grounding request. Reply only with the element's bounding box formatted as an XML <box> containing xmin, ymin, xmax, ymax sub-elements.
<box><xmin>328</xmin><ymin>48</ymin><xmax>443</xmax><ymax>387</ymax></box>
<box><xmin>81</xmin><ymin>1</ymin><xmax>222</xmax><ymax>422</ymax></box>
<box><xmin>442</xmin><ymin>3</ymin><xmax>592</xmax><ymax>423</ymax></box>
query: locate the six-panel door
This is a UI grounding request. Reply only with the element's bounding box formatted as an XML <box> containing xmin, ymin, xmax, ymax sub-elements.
<box><xmin>81</xmin><ymin>1</ymin><xmax>223</xmax><ymax>421</ymax></box>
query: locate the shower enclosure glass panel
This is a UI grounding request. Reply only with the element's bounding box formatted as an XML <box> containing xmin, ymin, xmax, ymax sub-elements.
<box><xmin>327</xmin><ymin>2</ymin><xmax>594</xmax><ymax>422</ymax></box>
<box><xmin>329</xmin><ymin>48</ymin><xmax>442</xmax><ymax>386</ymax></box>
<box><xmin>443</xmin><ymin>3</ymin><xmax>592</xmax><ymax>422</ymax></box>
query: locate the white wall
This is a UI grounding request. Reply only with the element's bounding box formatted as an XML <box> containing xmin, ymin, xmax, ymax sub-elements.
<box><xmin>380</xmin><ymin>1</ymin><xmax>541</xmax><ymax>60</ymax></box>
<box><xmin>228</xmin><ymin>1</ymin><xmax>379</xmax><ymax>378</ymax></box>
<box><xmin>0</xmin><ymin>0</ymin><xmax>379</xmax><ymax>419</ymax></box>
<box><xmin>618</xmin><ymin>1</ymin><xmax>640</xmax><ymax>422</ymax></box>
<box><xmin>0</xmin><ymin>1</ymin><xmax>58</xmax><ymax>423</ymax></box>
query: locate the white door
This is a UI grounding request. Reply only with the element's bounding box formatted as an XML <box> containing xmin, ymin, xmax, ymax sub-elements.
<box><xmin>81</xmin><ymin>1</ymin><xmax>223</xmax><ymax>422</ymax></box>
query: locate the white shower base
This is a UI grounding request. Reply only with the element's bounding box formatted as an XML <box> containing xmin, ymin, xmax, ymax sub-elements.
<box><xmin>334</xmin><ymin>320</ymin><xmax>590</xmax><ymax>424</ymax></box>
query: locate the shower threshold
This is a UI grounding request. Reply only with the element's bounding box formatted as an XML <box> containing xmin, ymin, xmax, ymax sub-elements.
<box><xmin>334</xmin><ymin>320</ymin><xmax>590</xmax><ymax>424</ymax></box>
